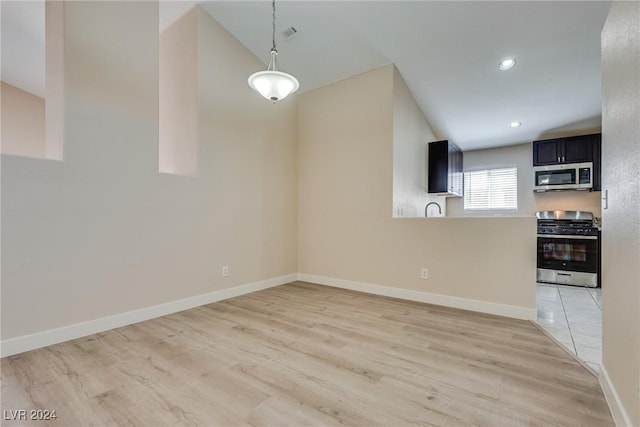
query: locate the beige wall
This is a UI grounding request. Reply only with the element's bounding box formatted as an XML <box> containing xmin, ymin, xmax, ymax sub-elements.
<box><xmin>1</xmin><ymin>3</ymin><xmax>298</xmax><ymax>340</ymax></box>
<box><xmin>1</xmin><ymin>1</ymin><xmax>64</xmax><ymax>160</ymax></box>
<box><xmin>1</xmin><ymin>81</ymin><xmax>46</xmax><ymax>158</ymax></box>
<box><xmin>159</xmin><ymin>7</ymin><xmax>198</xmax><ymax>177</ymax></box>
<box><xmin>448</xmin><ymin>143</ymin><xmax>602</xmax><ymax>217</ymax></box>
<box><xmin>2</xmin><ymin>2</ymin><xmax>537</xmax><ymax>350</ymax></box>
<box><xmin>299</xmin><ymin>65</ymin><xmax>536</xmax><ymax>313</ymax></box>
<box><xmin>601</xmin><ymin>2</ymin><xmax>640</xmax><ymax>425</ymax></box>
<box><xmin>392</xmin><ymin>68</ymin><xmax>446</xmax><ymax>218</ymax></box>
<box><xmin>534</xmin><ymin>190</ymin><xmax>602</xmax><ymax>217</ymax></box>
<box><xmin>1</xmin><ymin>0</ymin><xmax>64</xmax><ymax>160</ymax></box>
<box><xmin>45</xmin><ymin>0</ymin><xmax>64</xmax><ymax>160</ymax></box>
<box><xmin>539</xmin><ymin>123</ymin><xmax>602</xmax><ymax>141</ymax></box>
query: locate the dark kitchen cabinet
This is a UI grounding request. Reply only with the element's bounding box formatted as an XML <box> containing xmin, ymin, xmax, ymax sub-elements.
<box><xmin>532</xmin><ymin>133</ymin><xmax>602</xmax><ymax>190</ymax></box>
<box><xmin>533</xmin><ymin>139</ymin><xmax>563</xmax><ymax>165</ymax></box>
<box><xmin>564</xmin><ymin>137</ymin><xmax>593</xmax><ymax>163</ymax></box>
<box><xmin>533</xmin><ymin>135</ymin><xmax>593</xmax><ymax>166</ymax></box>
<box><xmin>428</xmin><ymin>140</ymin><xmax>463</xmax><ymax>197</ymax></box>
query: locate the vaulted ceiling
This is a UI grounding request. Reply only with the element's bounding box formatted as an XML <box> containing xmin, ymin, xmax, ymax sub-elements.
<box><xmin>2</xmin><ymin>1</ymin><xmax>611</xmax><ymax>151</ymax></box>
<box><xmin>201</xmin><ymin>1</ymin><xmax>610</xmax><ymax>150</ymax></box>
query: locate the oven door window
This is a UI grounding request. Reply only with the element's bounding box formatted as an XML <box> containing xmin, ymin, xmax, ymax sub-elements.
<box><xmin>535</xmin><ymin>169</ymin><xmax>576</xmax><ymax>187</ymax></box>
<box><xmin>537</xmin><ymin>237</ymin><xmax>597</xmax><ymax>273</ymax></box>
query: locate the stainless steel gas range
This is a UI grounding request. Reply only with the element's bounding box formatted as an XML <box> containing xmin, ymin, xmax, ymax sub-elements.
<box><xmin>536</xmin><ymin>210</ymin><xmax>600</xmax><ymax>288</ymax></box>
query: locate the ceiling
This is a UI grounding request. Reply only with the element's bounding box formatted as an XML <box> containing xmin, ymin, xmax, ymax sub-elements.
<box><xmin>2</xmin><ymin>1</ymin><xmax>611</xmax><ymax>151</ymax></box>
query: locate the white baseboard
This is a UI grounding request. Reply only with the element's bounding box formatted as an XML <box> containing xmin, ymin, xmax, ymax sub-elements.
<box><xmin>1</xmin><ymin>274</ymin><xmax>297</xmax><ymax>358</ymax></box>
<box><xmin>297</xmin><ymin>273</ymin><xmax>537</xmax><ymax>321</ymax></box>
<box><xmin>1</xmin><ymin>273</ymin><xmax>537</xmax><ymax>357</ymax></box>
<box><xmin>3</xmin><ymin>272</ymin><xmax>629</xmax><ymax>425</ymax></box>
<box><xmin>600</xmin><ymin>364</ymin><xmax>633</xmax><ymax>427</ymax></box>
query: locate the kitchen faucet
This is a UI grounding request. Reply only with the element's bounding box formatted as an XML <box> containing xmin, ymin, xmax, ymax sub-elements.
<box><xmin>425</xmin><ymin>202</ymin><xmax>442</xmax><ymax>217</ymax></box>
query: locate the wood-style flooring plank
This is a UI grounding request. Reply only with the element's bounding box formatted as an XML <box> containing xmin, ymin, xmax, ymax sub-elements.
<box><xmin>1</xmin><ymin>282</ymin><xmax>613</xmax><ymax>426</ymax></box>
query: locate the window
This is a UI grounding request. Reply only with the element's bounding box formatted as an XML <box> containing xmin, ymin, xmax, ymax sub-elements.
<box><xmin>464</xmin><ymin>167</ymin><xmax>517</xmax><ymax>210</ymax></box>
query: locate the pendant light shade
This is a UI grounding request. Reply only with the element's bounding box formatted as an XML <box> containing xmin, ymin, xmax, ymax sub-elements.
<box><xmin>248</xmin><ymin>50</ymin><xmax>299</xmax><ymax>102</ymax></box>
<box><xmin>248</xmin><ymin>0</ymin><xmax>299</xmax><ymax>103</ymax></box>
<box><xmin>247</xmin><ymin>70</ymin><xmax>299</xmax><ymax>102</ymax></box>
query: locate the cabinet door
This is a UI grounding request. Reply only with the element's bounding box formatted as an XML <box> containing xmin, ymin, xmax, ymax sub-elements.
<box><xmin>428</xmin><ymin>141</ymin><xmax>448</xmax><ymax>193</ymax></box>
<box><xmin>563</xmin><ymin>136</ymin><xmax>593</xmax><ymax>163</ymax></box>
<box><xmin>449</xmin><ymin>146</ymin><xmax>464</xmax><ymax>196</ymax></box>
<box><xmin>533</xmin><ymin>139</ymin><xmax>562</xmax><ymax>165</ymax></box>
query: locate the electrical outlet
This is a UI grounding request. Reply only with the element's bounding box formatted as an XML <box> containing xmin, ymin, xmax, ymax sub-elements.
<box><xmin>420</xmin><ymin>268</ymin><xmax>429</xmax><ymax>279</ymax></box>
<box><xmin>222</xmin><ymin>265</ymin><xmax>229</xmax><ymax>277</ymax></box>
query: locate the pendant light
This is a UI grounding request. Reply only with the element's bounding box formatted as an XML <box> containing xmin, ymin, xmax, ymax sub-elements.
<box><xmin>248</xmin><ymin>0</ymin><xmax>299</xmax><ymax>102</ymax></box>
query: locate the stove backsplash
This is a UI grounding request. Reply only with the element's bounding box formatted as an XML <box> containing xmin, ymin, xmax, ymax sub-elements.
<box><xmin>533</xmin><ymin>190</ymin><xmax>602</xmax><ymax>218</ymax></box>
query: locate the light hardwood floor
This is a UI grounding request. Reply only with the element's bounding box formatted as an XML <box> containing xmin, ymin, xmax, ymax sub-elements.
<box><xmin>1</xmin><ymin>282</ymin><xmax>613</xmax><ymax>426</ymax></box>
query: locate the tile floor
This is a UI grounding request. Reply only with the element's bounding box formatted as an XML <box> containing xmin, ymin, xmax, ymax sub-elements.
<box><xmin>536</xmin><ymin>283</ymin><xmax>602</xmax><ymax>372</ymax></box>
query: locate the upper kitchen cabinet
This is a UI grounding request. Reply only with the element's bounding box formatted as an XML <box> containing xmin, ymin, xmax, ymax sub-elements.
<box><xmin>532</xmin><ymin>133</ymin><xmax>602</xmax><ymax>190</ymax></box>
<box><xmin>533</xmin><ymin>139</ymin><xmax>566</xmax><ymax>165</ymax></box>
<box><xmin>564</xmin><ymin>136</ymin><xmax>594</xmax><ymax>163</ymax></box>
<box><xmin>533</xmin><ymin>133</ymin><xmax>600</xmax><ymax>166</ymax></box>
<box><xmin>428</xmin><ymin>140</ymin><xmax>463</xmax><ymax>197</ymax></box>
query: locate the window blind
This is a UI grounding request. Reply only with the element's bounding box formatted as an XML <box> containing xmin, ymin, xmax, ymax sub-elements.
<box><xmin>464</xmin><ymin>167</ymin><xmax>518</xmax><ymax>210</ymax></box>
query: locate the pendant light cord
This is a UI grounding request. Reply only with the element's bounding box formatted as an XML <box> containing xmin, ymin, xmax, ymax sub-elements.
<box><xmin>247</xmin><ymin>0</ymin><xmax>299</xmax><ymax>102</ymax></box>
<box><xmin>271</xmin><ymin>0</ymin><xmax>277</xmax><ymax>52</ymax></box>
<box><xmin>267</xmin><ymin>0</ymin><xmax>278</xmax><ymax>72</ymax></box>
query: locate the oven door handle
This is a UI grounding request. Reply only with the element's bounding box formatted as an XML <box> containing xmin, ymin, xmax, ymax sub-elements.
<box><xmin>537</xmin><ymin>234</ymin><xmax>598</xmax><ymax>240</ymax></box>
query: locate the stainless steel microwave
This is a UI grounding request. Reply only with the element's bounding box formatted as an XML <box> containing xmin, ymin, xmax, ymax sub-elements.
<box><xmin>533</xmin><ymin>162</ymin><xmax>593</xmax><ymax>192</ymax></box>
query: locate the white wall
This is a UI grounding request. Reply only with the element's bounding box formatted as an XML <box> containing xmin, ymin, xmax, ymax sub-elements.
<box><xmin>1</xmin><ymin>3</ymin><xmax>298</xmax><ymax>343</ymax></box>
<box><xmin>601</xmin><ymin>2</ymin><xmax>640</xmax><ymax>425</ymax></box>
<box><xmin>448</xmin><ymin>142</ymin><xmax>602</xmax><ymax>218</ymax></box>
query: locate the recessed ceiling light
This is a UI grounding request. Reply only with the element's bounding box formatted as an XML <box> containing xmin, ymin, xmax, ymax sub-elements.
<box><xmin>499</xmin><ymin>58</ymin><xmax>516</xmax><ymax>70</ymax></box>
<box><xmin>509</xmin><ymin>121</ymin><xmax>522</xmax><ymax>128</ymax></box>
